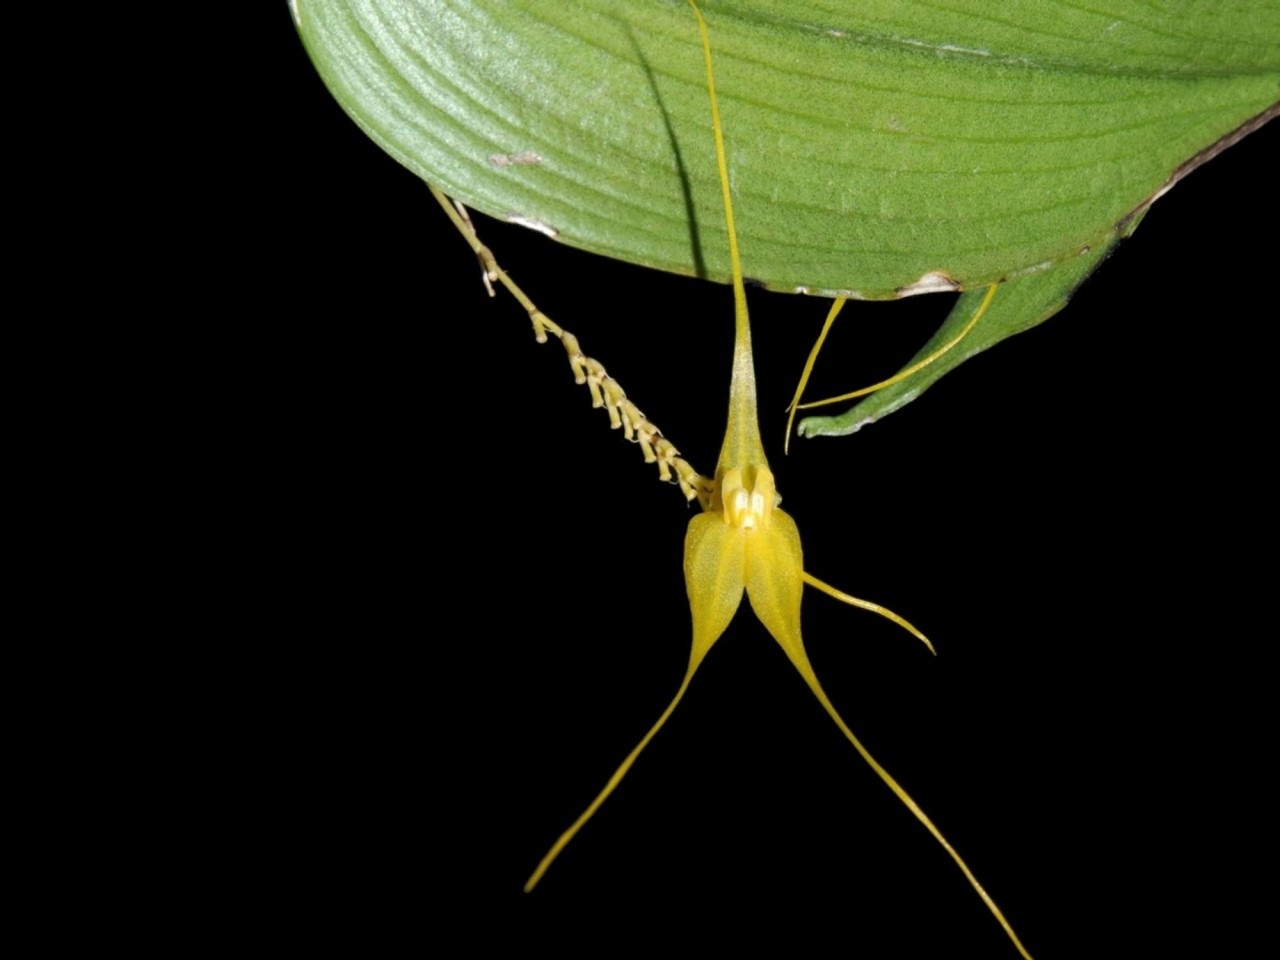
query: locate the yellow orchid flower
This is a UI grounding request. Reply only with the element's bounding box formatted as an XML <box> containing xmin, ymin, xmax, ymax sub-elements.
<box><xmin>522</xmin><ymin>5</ymin><xmax>1030</xmax><ymax>958</ymax></box>
<box><xmin>417</xmin><ymin>5</ymin><xmax>1021</xmax><ymax>955</ymax></box>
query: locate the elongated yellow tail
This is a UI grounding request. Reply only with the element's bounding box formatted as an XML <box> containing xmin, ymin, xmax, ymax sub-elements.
<box><xmin>523</xmin><ymin>662</ymin><xmax>702</xmax><ymax>892</ymax></box>
<box><xmin>689</xmin><ymin>0</ymin><xmax>766</xmax><ymax>481</ymax></box>
<box><xmin>791</xmin><ymin>654</ymin><xmax>1035</xmax><ymax>960</ymax></box>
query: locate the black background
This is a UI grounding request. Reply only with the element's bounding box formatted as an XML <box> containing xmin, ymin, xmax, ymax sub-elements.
<box><xmin>267</xmin><ymin>7</ymin><xmax>1275</xmax><ymax>955</ymax></box>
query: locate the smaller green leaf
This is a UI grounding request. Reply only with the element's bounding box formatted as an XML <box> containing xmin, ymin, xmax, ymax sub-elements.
<box><xmin>798</xmin><ymin>238</ymin><xmax>1117</xmax><ymax>437</ymax></box>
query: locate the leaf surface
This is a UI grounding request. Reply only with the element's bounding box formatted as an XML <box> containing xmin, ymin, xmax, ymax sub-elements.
<box><xmin>294</xmin><ymin>0</ymin><xmax>1278</xmax><ymax>426</ymax></box>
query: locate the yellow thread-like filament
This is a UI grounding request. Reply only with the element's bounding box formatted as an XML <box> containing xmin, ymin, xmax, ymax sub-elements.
<box><xmin>692</xmin><ymin>1</ymin><xmax>762</xmax><ymax>479</ymax></box>
<box><xmin>795</xmin><ymin>282</ymin><xmax>999</xmax><ymax>412</ymax></box>
<box><xmin>784</xmin><ymin>296</ymin><xmax>846</xmax><ymax>453</ymax></box>
<box><xmin>523</xmin><ymin>665</ymin><xmax>700</xmax><ymax>893</ymax></box>
<box><xmin>796</xmin><ymin>669</ymin><xmax>1034</xmax><ymax>960</ymax></box>
<box><xmin>802</xmin><ymin>571</ymin><xmax>935</xmax><ymax>656</ymax></box>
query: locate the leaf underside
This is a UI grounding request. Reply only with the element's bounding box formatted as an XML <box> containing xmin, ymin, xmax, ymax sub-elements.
<box><xmin>296</xmin><ymin>0</ymin><xmax>1278</xmax><ymax>430</ymax></box>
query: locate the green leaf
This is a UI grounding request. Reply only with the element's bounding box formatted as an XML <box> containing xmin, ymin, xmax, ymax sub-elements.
<box><xmin>295</xmin><ymin>0</ymin><xmax>1276</xmax><ymax>292</ymax></box>
<box><xmin>294</xmin><ymin>0</ymin><xmax>1277</xmax><ymax>427</ymax></box>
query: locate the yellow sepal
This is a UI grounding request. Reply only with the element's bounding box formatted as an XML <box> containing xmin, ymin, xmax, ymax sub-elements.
<box><xmin>684</xmin><ymin>513</ymin><xmax>745</xmax><ymax>667</ymax></box>
<box><xmin>743</xmin><ymin>508</ymin><xmax>805</xmax><ymax>664</ymax></box>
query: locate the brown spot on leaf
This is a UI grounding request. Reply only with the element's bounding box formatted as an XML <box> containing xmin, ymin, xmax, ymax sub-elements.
<box><xmin>896</xmin><ymin>270</ymin><xmax>960</xmax><ymax>297</ymax></box>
